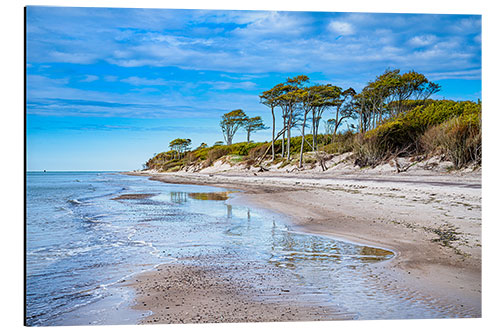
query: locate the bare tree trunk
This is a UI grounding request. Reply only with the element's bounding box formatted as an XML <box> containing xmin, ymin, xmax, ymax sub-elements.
<box><xmin>333</xmin><ymin>116</ymin><xmax>347</xmax><ymax>139</ymax></box>
<box><xmin>247</xmin><ymin>129</ymin><xmax>250</xmax><ymax>143</ymax></box>
<box><xmin>257</xmin><ymin>127</ymin><xmax>286</xmax><ymax>165</ymax></box>
<box><xmin>359</xmin><ymin>99</ymin><xmax>365</xmax><ymax>134</ymax></box>
<box><xmin>271</xmin><ymin>107</ymin><xmax>275</xmax><ymax>161</ymax></box>
<box><xmin>315</xmin><ymin>117</ymin><xmax>321</xmax><ymax>151</ymax></box>
<box><xmin>372</xmin><ymin>104</ymin><xmax>376</xmax><ymax>130</ymax></box>
<box><xmin>286</xmin><ymin>111</ymin><xmax>292</xmax><ymax>161</ymax></box>
<box><xmin>312</xmin><ymin>111</ymin><xmax>316</xmax><ymax>151</ymax></box>
<box><xmin>282</xmin><ymin>116</ymin><xmax>286</xmax><ymax>158</ymax></box>
<box><xmin>299</xmin><ymin>112</ymin><xmax>308</xmax><ymax>168</ymax></box>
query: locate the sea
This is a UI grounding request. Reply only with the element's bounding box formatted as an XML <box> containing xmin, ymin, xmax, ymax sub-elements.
<box><xmin>26</xmin><ymin>171</ymin><xmax>471</xmax><ymax>326</ymax></box>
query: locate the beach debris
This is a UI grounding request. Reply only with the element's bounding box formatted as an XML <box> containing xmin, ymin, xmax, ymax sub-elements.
<box><xmin>258</xmin><ymin>165</ymin><xmax>269</xmax><ymax>172</ymax></box>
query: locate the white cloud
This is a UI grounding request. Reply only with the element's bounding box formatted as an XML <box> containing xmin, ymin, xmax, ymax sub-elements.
<box><xmin>200</xmin><ymin>80</ymin><xmax>257</xmax><ymax>90</ymax></box>
<box><xmin>233</xmin><ymin>11</ymin><xmax>310</xmax><ymax>38</ymax></box>
<box><xmin>409</xmin><ymin>34</ymin><xmax>437</xmax><ymax>47</ymax></box>
<box><xmin>48</xmin><ymin>51</ymin><xmax>99</xmax><ymax>64</ymax></box>
<box><xmin>327</xmin><ymin>21</ymin><xmax>355</xmax><ymax>36</ymax></box>
<box><xmin>80</xmin><ymin>75</ymin><xmax>99</xmax><ymax>83</ymax></box>
<box><xmin>454</xmin><ymin>17</ymin><xmax>481</xmax><ymax>32</ymax></box>
<box><xmin>427</xmin><ymin>69</ymin><xmax>481</xmax><ymax>80</ymax></box>
<box><xmin>197</xmin><ymin>10</ymin><xmax>272</xmax><ymax>25</ymax></box>
<box><xmin>27</xmin><ymin>8</ymin><xmax>482</xmax><ymax>97</ymax></box>
<box><xmin>104</xmin><ymin>76</ymin><xmax>118</xmax><ymax>82</ymax></box>
<box><xmin>121</xmin><ymin>76</ymin><xmax>168</xmax><ymax>86</ymax></box>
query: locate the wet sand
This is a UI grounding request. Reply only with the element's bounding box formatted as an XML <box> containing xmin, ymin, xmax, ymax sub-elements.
<box><xmin>124</xmin><ymin>170</ymin><xmax>481</xmax><ymax>322</ymax></box>
<box><xmin>122</xmin><ymin>259</ymin><xmax>354</xmax><ymax>324</ymax></box>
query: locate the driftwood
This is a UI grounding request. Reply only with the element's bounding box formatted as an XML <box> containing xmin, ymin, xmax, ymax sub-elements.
<box><xmin>315</xmin><ymin>151</ymin><xmax>328</xmax><ymax>171</ymax></box>
<box><xmin>258</xmin><ymin>165</ymin><xmax>269</xmax><ymax>172</ymax></box>
<box><xmin>392</xmin><ymin>146</ymin><xmax>413</xmax><ymax>173</ymax></box>
<box><xmin>394</xmin><ymin>158</ymin><xmax>411</xmax><ymax>173</ymax></box>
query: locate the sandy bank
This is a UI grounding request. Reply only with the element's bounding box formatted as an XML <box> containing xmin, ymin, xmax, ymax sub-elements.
<box><xmin>124</xmin><ymin>169</ymin><xmax>481</xmax><ymax>322</ymax></box>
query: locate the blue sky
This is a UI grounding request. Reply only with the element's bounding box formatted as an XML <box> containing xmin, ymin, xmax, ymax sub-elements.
<box><xmin>26</xmin><ymin>6</ymin><xmax>481</xmax><ymax>171</ymax></box>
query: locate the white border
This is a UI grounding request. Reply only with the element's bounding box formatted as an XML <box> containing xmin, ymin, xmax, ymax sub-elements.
<box><xmin>3</xmin><ymin>1</ymin><xmax>498</xmax><ymax>332</ymax></box>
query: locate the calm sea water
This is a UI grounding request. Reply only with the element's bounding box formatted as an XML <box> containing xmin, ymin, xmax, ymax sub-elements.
<box><xmin>26</xmin><ymin>172</ymin><xmax>470</xmax><ymax>326</ymax></box>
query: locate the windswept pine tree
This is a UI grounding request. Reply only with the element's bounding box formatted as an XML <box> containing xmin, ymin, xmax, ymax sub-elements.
<box><xmin>243</xmin><ymin>116</ymin><xmax>267</xmax><ymax>142</ymax></box>
<box><xmin>169</xmin><ymin>138</ymin><xmax>191</xmax><ymax>159</ymax></box>
<box><xmin>354</xmin><ymin>69</ymin><xmax>441</xmax><ymax>132</ymax></box>
<box><xmin>260</xmin><ymin>85</ymin><xmax>283</xmax><ymax>161</ymax></box>
<box><xmin>220</xmin><ymin>109</ymin><xmax>248</xmax><ymax>145</ymax></box>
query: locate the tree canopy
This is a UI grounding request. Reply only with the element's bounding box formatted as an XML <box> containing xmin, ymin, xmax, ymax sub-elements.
<box><xmin>244</xmin><ymin>116</ymin><xmax>267</xmax><ymax>142</ymax></box>
<box><xmin>169</xmin><ymin>138</ymin><xmax>191</xmax><ymax>159</ymax></box>
<box><xmin>220</xmin><ymin>109</ymin><xmax>248</xmax><ymax>145</ymax></box>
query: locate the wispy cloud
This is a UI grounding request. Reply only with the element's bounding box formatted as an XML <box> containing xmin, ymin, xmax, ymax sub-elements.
<box><xmin>328</xmin><ymin>21</ymin><xmax>355</xmax><ymax>36</ymax></box>
<box><xmin>427</xmin><ymin>69</ymin><xmax>481</xmax><ymax>80</ymax></box>
<box><xmin>80</xmin><ymin>75</ymin><xmax>99</xmax><ymax>82</ymax></box>
<box><xmin>233</xmin><ymin>11</ymin><xmax>311</xmax><ymax>38</ymax></box>
<box><xmin>409</xmin><ymin>34</ymin><xmax>437</xmax><ymax>47</ymax></box>
<box><xmin>26</xmin><ymin>7</ymin><xmax>481</xmax><ymax>82</ymax></box>
<box><xmin>121</xmin><ymin>76</ymin><xmax>168</xmax><ymax>86</ymax></box>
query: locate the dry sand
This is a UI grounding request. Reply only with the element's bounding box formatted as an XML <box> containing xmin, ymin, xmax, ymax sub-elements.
<box><xmin>123</xmin><ymin>167</ymin><xmax>481</xmax><ymax>323</ymax></box>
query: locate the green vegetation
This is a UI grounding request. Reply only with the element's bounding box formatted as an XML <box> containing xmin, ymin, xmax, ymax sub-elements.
<box><xmin>354</xmin><ymin>100</ymin><xmax>481</xmax><ymax>167</ymax></box>
<box><xmin>144</xmin><ymin>69</ymin><xmax>481</xmax><ymax>172</ymax></box>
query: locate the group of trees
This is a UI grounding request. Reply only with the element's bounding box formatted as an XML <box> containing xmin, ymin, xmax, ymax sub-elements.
<box><xmin>259</xmin><ymin>69</ymin><xmax>440</xmax><ymax>167</ymax></box>
<box><xmin>165</xmin><ymin>110</ymin><xmax>266</xmax><ymax>161</ymax></box>
<box><xmin>168</xmin><ymin>138</ymin><xmax>191</xmax><ymax>159</ymax></box>
<box><xmin>259</xmin><ymin>75</ymin><xmax>357</xmax><ymax>167</ymax></box>
<box><xmin>162</xmin><ymin>68</ymin><xmax>440</xmax><ymax>168</ymax></box>
<box><xmin>354</xmin><ymin>69</ymin><xmax>440</xmax><ymax>133</ymax></box>
<box><xmin>220</xmin><ymin>109</ymin><xmax>267</xmax><ymax>145</ymax></box>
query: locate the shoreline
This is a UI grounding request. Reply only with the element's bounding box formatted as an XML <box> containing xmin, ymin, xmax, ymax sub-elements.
<box><xmin>124</xmin><ymin>169</ymin><xmax>481</xmax><ymax>322</ymax></box>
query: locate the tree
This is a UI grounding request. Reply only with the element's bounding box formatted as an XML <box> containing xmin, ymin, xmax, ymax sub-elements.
<box><xmin>260</xmin><ymin>84</ymin><xmax>284</xmax><ymax>161</ymax></box>
<box><xmin>331</xmin><ymin>87</ymin><xmax>357</xmax><ymax>137</ymax></box>
<box><xmin>324</xmin><ymin>118</ymin><xmax>336</xmax><ymax>136</ymax></box>
<box><xmin>220</xmin><ymin>109</ymin><xmax>248</xmax><ymax>145</ymax></box>
<box><xmin>353</xmin><ymin>69</ymin><xmax>440</xmax><ymax>133</ymax></box>
<box><xmin>296</xmin><ymin>85</ymin><xmax>318</xmax><ymax>167</ymax></box>
<box><xmin>311</xmin><ymin>84</ymin><xmax>342</xmax><ymax>148</ymax></box>
<box><xmin>243</xmin><ymin>116</ymin><xmax>267</xmax><ymax>142</ymax></box>
<box><xmin>277</xmin><ymin>75</ymin><xmax>309</xmax><ymax>161</ymax></box>
<box><xmin>169</xmin><ymin>138</ymin><xmax>191</xmax><ymax>159</ymax></box>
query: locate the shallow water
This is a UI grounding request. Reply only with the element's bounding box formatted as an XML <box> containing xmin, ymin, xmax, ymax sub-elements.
<box><xmin>26</xmin><ymin>172</ymin><xmax>470</xmax><ymax>326</ymax></box>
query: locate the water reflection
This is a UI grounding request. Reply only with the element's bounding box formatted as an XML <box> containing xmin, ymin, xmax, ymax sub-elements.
<box><xmin>188</xmin><ymin>192</ymin><xmax>232</xmax><ymax>201</ymax></box>
<box><xmin>170</xmin><ymin>192</ymin><xmax>188</xmax><ymax>204</ymax></box>
<box><xmin>153</xmin><ymin>188</ymin><xmax>393</xmax><ymax>277</ymax></box>
<box><xmin>359</xmin><ymin>246</ymin><xmax>394</xmax><ymax>262</ymax></box>
<box><xmin>267</xmin><ymin>228</ymin><xmax>393</xmax><ymax>269</ymax></box>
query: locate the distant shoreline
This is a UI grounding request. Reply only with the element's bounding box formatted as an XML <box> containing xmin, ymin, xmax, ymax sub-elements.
<box><xmin>123</xmin><ymin>168</ymin><xmax>481</xmax><ymax>322</ymax></box>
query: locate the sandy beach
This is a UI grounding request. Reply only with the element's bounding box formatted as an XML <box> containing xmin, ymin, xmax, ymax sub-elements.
<box><xmin>124</xmin><ymin>167</ymin><xmax>481</xmax><ymax>323</ymax></box>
